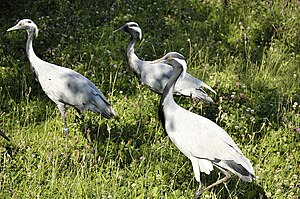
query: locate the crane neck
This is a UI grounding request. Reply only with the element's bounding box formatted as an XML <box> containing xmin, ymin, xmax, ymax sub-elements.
<box><xmin>26</xmin><ymin>29</ymin><xmax>39</xmax><ymax>63</ymax></box>
<box><xmin>158</xmin><ymin>62</ymin><xmax>183</xmax><ymax>127</ymax></box>
<box><xmin>160</xmin><ymin>63</ymin><xmax>183</xmax><ymax>108</ymax></box>
<box><xmin>126</xmin><ymin>35</ymin><xmax>138</xmax><ymax>54</ymax></box>
<box><xmin>126</xmin><ymin>35</ymin><xmax>141</xmax><ymax>74</ymax></box>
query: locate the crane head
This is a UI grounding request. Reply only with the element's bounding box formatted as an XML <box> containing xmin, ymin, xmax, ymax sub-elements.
<box><xmin>151</xmin><ymin>52</ymin><xmax>187</xmax><ymax>79</ymax></box>
<box><xmin>114</xmin><ymin>22</ymin><xmax>142</xmax><ymax>40</ymax></box>
<box><xmin>7</xmin><ymin>19</ymin><xmax>39</xmax><ymax>38</ymax></box>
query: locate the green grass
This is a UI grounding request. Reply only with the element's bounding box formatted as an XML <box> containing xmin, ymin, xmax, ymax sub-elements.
<box><xmin>0</xmin><ymin>0</ymin><xmax>299</xmax><ymax>198</ymax></box>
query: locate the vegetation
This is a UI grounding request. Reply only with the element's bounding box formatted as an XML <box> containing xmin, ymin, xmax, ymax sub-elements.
<box><xmin>0</xmin><ymin>0</ymin><xmax>299</xmax><ymax>198</ymax></box>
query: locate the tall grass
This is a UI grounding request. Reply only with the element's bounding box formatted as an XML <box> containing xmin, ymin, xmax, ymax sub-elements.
<box><xmin>0</xmin><ymin>0</ymin><xmax>299</xmax><ymax>198</ymax></box>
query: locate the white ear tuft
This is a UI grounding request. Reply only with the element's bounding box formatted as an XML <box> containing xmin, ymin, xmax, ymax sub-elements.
<box><xmin>175</xmin><ymin>58</ymin><xmax>187</xmax><ymax>79</ymax></box>
<box><xmin>35</xmin><ymin>27</ymin><xmax>39</xmax><ymax>38</ymax></box>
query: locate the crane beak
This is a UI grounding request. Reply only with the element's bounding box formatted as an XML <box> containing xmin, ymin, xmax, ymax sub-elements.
<box><xmin>113</xmin><ymin>25</ymin><xmax>125</xmax><ymax>33</ymax></box>
<box><xmin>7</xmin><ymin>25</ymin><xmax>20</xmax><ymax>32</ymax></box>
<box><xmin>7</xmin><ymin>23</ymin><xmax>39</xmax><ymax>38</ymax></box>
<box><xmin>150</xmin><ymin>58</ymin><xmax>165</xmax><ymax>64</ymax></box>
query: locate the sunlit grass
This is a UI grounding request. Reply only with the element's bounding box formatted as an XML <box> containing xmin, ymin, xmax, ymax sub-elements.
<box><xmin>0</xmin><ymin>0</ymin><xmax>299</xmax><ymax>198</ymax></box>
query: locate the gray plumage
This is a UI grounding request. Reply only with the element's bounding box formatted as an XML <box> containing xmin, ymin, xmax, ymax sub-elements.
<box><xmin>153</xmin><ymin>52</ymin><xmax>255</xmax><ymax>197</ymax></box>
<box><xmin>7</xmin><ymin>19</ymin><xmax>116</xmax><ymax>136</ymax></box>
<box><xmin>115</xmin><ymin>22</ymin><xmax>216</xmax><ymax>103</ymax></box>
<box><xmin>0</xmin><ymin>129</ymin><xmax>10</xmax><ymax>142</ymax></box>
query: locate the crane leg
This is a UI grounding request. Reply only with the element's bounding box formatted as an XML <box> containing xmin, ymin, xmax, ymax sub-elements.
<box><xmin>61</xmin><ymin>111</ymin><xmax>69</xmax><ymax>136</ymax></box>
<box><xmin>195</xmin><ymin>167</ymin><xmax>231</xmax><ymax>197</ymax></box>
<box><xmin>193</xmin><ymin>180</ymin><xmax>202</xmax><ymax>199</ymax></box>
<box><xmin>75</xmin><ymin>108</ymin><xmax>92</xmax><ymax>144</ymax></box>
<box><xmin>58</xmin><ymin>104</ymin><xmax>69</xmax><ymax>148</ymax></box>
<box><xmin>62</xmin><ymin>113</ymin><xmax>69</xmax><ymax>148</ymax></box>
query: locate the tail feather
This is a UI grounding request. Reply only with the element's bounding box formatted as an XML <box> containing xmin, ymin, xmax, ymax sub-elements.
<box><xmin>90</xmin><ymin>90</ymin><xmax>117</xmax><ymax>119</ymax></box>
<box><xmin>215</xmin><ymin>160</ymin><xmax>255</xmax><ymax>182</ymax></box>
<box><xmin>176</xmin><ymin>88</ymin><xmax>214</xmax><ymax>103</ymax></box>
<box><xmin>197</xmin><ymin>79</ymin><xmax>217</xmax><ymax>95</ymax></box>
<box><xmin>194</xmin><ymin>88</ymin><xmax>214</xmax><ymax>103</ymax></box>
<box><xmin>100</xmin><ymin>105</ymin><xmax>117</xmax><ymax>119</ymax></box>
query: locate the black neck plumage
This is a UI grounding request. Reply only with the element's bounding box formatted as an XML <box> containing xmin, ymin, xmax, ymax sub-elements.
<box><xmin>158</xmin><ymin>62</ymin><xmax>183</xmax><ymax>129</ymax></box>
<box><xmin>126</xmin><ymin>35</ymin><xmax>138</xmax><ymax>54</ymax></box>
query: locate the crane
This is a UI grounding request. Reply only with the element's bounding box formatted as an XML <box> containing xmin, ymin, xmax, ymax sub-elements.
<box><xmin>7</xmin><ymin>19</ymin><xmax>117</xmax><ymax>142</ymax></box>
<box><xmin>152</xmin><ymin>52</ymin><xmax>255</xmax><ymax>198</ymax></box>
<box><xmin>115</xmin><ymin>22</ymin><xmax>216</xmax><ymax>104</ymax></box>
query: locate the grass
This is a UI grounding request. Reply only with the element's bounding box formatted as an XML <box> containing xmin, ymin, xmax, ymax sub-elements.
<box><xmin>0</xmin><ymin>0</ymin><xmax>299</xmax><ymax>198</ymax></box>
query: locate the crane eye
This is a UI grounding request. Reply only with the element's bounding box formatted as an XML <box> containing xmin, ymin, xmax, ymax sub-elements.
<box><xmin>27</xmin><ymin>21</ymin><xmax>32</xmax><ymax>23</ymax></box>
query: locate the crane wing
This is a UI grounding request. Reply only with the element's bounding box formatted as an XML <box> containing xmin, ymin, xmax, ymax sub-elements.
<box><xmin>35</xmin><ymin>61</ymin><xmax>111</xmax><ymax>109</ymax></box>
<box><xmin>139</xmin><ymin>61</ymin><xmax>172</xmax><ymax>93</ymax></box>
<box><xmin>176</xmin><ymin>73</ymin><xmax>216</xmax><ymax>95</ymax></box>
<box><xmin>164</xmin><ymin>105</ymin><xmax>245</xmax><ymax>164</ymax></box>
<box><xmin>138</xmin><ymin>61</ymin><xmax>215</xmax><ymax>101</ymax></box>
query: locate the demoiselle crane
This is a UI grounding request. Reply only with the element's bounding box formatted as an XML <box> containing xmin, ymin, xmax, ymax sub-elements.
<box><xmin>0</xmin><ymin>129</ymin><xmax>10</xmax><ymax>142</ymax></box>
<box><xmin>7</xmin><ymin>19</ymin><xmax>117</xmax><ymax>141</ymax></box>
<box><xmin>114</xmin><ymin>22</ymin><xmax>216</xmax><ymax>103</ymax></box>
<box><xmin>152</xmin><ymin>52</ymin><xmax>255</xmax><ymax>198</ymax></box>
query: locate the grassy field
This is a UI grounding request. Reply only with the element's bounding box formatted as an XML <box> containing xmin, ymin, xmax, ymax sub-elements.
<box><xmin>0</xmin><ymin>0</ymin><xmax>299</xmax><ymax>198</ymax></box>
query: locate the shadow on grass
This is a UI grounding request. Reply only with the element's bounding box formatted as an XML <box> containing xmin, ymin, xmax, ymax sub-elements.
<box><xmin>74</xmin><ymin>112</ymin><xmax>151</xmax><ymax>166</ymax></box>
<box><xmin>197</xmin><ymin>170</ymin><xmax>267</xmax><ymax>198</ymax></box>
